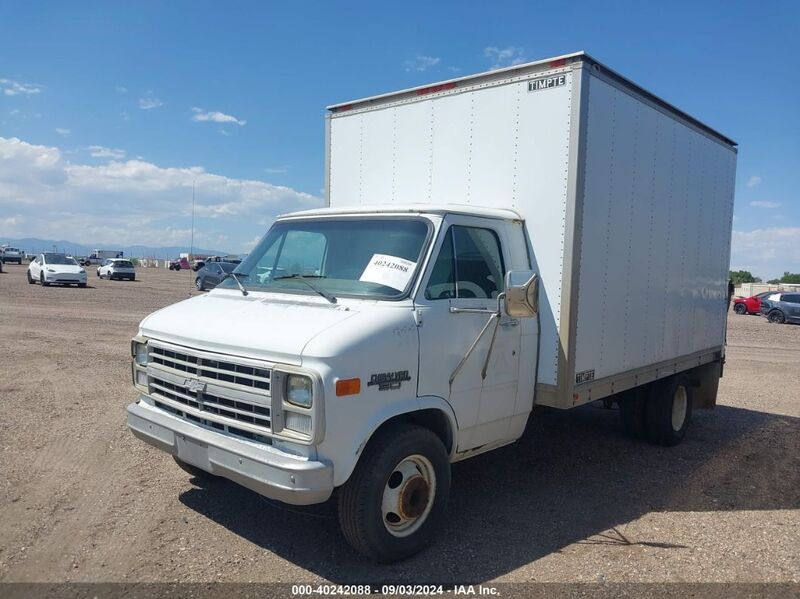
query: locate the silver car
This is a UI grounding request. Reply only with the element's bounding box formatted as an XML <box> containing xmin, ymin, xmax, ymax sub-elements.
<box><xmin>760</xmin><ymin>292</ymin><xmax>800</xmax><ymax>324</ymax></box>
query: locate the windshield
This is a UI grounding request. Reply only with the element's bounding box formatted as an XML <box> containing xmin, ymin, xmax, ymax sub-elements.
<box><xmin>44</xmin><ymin>253</ymin><xmax>78</xmax><ymax>265</ymax></box>
<box><xmin>221</xmin><ymin>218</ymin><xmax>430</xmax><ymax>299</ymax></box>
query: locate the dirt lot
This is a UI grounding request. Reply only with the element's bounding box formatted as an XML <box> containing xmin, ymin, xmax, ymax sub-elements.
<box><xmin>0</xmin><ymin>263</ymin><xmax>798</xmax><ymax>584</ymax></box>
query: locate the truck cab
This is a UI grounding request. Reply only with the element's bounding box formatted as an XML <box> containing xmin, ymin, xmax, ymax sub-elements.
<box><xmin>128</xmin><ymin>205</ymin><xmax>540</xmax><ymax>562</ymax></box>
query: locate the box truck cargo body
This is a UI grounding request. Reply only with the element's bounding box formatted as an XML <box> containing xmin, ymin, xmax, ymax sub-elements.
<box><xmin>326</xmin><ymin>51</ymin><xmax>737</xmax><ymax>409</ymax></box>
<box><xmin>127</xmin><ymin>51</ymin><xmax>737</xmax><ymax>562</ymax></box>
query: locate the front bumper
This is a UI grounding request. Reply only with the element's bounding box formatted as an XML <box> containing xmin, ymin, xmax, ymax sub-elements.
<box><xmin>44</xmin><ymin>273</ymin><xmax>87</xmax><ymax>283</ymax></box>
<box><xmin>127</xmin><ymin>400</ymin><xmax>333</xmax><ymax>505</ymax></box>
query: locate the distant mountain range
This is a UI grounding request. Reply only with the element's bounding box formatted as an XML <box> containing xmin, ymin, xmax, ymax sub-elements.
<box><xmin>1</xmin><ymin>237</ymin><xmax>231</xmax><ymax>259</ymax></box>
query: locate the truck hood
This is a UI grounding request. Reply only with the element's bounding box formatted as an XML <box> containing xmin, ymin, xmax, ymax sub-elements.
<box><xmin>139</xmin><ymin>291</ymin><xmax>361</xmax><ymax>365</ymax></box>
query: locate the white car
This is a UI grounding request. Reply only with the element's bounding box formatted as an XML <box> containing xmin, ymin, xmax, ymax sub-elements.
<box><xmin>28</xmin><ymin>253</ymin><xmax>87</xmax><ymax>287</ymax></box>
<box><xmin>97</xmin><ymin>258</ymin><xmax>136</xmax><ymax>281</ymax></box>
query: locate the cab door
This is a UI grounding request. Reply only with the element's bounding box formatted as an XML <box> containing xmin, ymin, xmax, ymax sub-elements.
<box><xmin>415</xmin><ymin>215</ymin><xmax>522</xmax><ymax>452</ymax></box>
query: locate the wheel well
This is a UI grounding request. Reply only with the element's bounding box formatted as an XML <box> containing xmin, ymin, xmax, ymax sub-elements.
<box><xmin>370</xmin><ymin>409</ymin><xmax>454</xmax><ymax>455</ymax></box>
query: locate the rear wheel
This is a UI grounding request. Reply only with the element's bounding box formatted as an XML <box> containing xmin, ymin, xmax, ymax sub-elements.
<box><xmin>645</xmin><ymin>374</ymin><xmax>692</xmax><ymax>446</ymax></box>
<box><xmin>733</xmin><ymin>303</ymin><xmax>747</xmax><ymax>315</ymax></box>
<box><xmin>338</xmin><ymin>424</ymin><xmax>450</xmax><ymax>563</ymax></box>
<box><xmin>768</xmin><ymin>310</ymin><xmax>786</xmax><ymax>324</ymax></box>
<box><xmin>619</xmin><ymin>386</ymin><xmax>648</xmax><ymax>440</ymax></box>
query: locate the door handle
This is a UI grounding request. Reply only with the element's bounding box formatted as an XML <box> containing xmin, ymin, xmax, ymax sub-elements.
<box><xmin>499</xmin><ymin>319</ymin><xmax>519</xmax><ymax>328</ymax></box>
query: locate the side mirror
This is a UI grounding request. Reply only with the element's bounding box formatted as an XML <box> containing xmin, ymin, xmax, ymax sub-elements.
<box><xmin>504</xmin><ymin>270</ymin><xmax>539</xmax><ymax>318</ymax></box>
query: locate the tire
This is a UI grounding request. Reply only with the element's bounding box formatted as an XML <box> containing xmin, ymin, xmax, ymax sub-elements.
<box><xmin>768</xmin><ymin>310</ymin><xmax>785</xmax><ymax>324</ymax></box>
<box><xmin>337</xmin><ymin>424</ymin><xmax>450</xmax><ymax>563</ymax></box>
<box><xmin>27</xmin><ymin>270</ymin><xmax>35</xmax><ymax>284</ymax></box>
<box><xmin>645</xmin><ymin>374</ymin><xmax>692</xmax><ymax>446</ymax></box>
<box><xmin>78</xmin><ymin>283</ymin><xmax>86</xmax><ymax>288</ymax></box>
<box><xmin>40</xmin><ymin>272</ymin><xmax>49</xmax><ymax>287</ymax></box>
<box><xmin>619</xmin><ymin>386</ymin><xmax>648</xmax><ymax>440</ymax></box>
<box><xmin>196</xmin><ymin>277</ymin><xmax>204</xmax><ymax>291</ymax></box>
<box><xmin>96</xmin><ymin>269</ymin><xmax>100</xmax><ymax>277</ymax></box>
<box><xmin>173</xmin><ymin>456</ymin><xmax>217</xmax><ymax>480</ymax></box>
<box><xmin>733</xmin><ymin>303</ymin><xmax>747</xmax><ymax>315</ymax></box>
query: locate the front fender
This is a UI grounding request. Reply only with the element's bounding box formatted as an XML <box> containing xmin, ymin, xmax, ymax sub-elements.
<box><xmin>326</xmin><ymin>395</ymin><xmax>459</xmax><ymax>488</ymax></box>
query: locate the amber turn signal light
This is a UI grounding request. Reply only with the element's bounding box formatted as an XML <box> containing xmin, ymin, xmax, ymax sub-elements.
<box><xmin>336</xmin><ymin>378</ymin><xmax>361</xmax><ymax>396</ymax></box>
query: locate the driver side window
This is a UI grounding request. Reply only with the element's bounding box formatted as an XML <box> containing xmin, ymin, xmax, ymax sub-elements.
<box><xmin>424</xmin><ymin>226</ymin><xmax>505</xmax><ymax>300</ymax></box>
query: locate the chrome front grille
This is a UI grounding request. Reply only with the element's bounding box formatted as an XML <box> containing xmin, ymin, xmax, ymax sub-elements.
<box><xmin>149</xmin><ymin>346</ymin><xmax>270</xmax><ymax>392</ymax></box>
<box><xmin>145</xmin><ymin>341</ymin><xmax>272</xmax><ymax>436</ymax></box>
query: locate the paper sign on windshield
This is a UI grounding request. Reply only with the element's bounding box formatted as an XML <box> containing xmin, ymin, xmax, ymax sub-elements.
<box><xmin>359</xmin><ymin>254</ymin><xmax>417</xmax><ymax>291</ymax></box>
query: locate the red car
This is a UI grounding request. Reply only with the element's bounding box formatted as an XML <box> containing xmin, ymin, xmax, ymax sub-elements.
<box><xmin>169</xmin><ymin>257</ymin><xmax>190</xmax><ymax>271</ymax></box>
<box><xmin>732</xmin><ymin>291</ymin><xmax>774</xmax><ymax>315</ymax></box>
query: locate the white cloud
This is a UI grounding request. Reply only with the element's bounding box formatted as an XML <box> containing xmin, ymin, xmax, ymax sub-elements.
<box><xmin>87</xmin><ymin>145</ymin><xmax>126</xmax><ymax>160</ymax></box>
<box><xmin>731</xmin><ymin>227</ymin><xmax>800</xmax><ymax>280</ymax></box>
<box><xmin>0</xmin><ymin>78</ymin><xmax>42</xmax><ymax>96</ymax></box>
<box><xmin>746</xmin><ymin>175</ymin><xmax>761</xmax><ymax>188</ymax></box>
<box><xmin>139</xmin><ymin>94</ymin><xmax>163</xmax><ymax>110</ymax></box>
<box><xmin>749</xmin><ymin>200</ymin><xmax>781</xmax><ymax>209</ymax></box>
<box><xmin>55</xmin><ymin>128</ymin><xmax>71</xmax><ymax>136</ymax></box>
<box><xmin>115</xmin><ymin>85</ymin><xmax>128</xmax><ymax>93</ymax></box>
<box><xmin>404</xmin><ymin>55</ymin><xmax>441</xmax><ymax>72</ymax></box>
<box><xmin>219</xmin><ymin>129</ymin><xmax>230</xmax><ymax>136</ymax></box>
<box><xmin>0</xmin><ymin>136</ymin><xmax>321</xmax><ymax>249</ymax></box>
<box><xmin>265</xmin><ymin>165</ymin><xmax>290</xmax><ymax>174</ymax></box>
<box><xmin>191</xmin><ymin>107</ymin><xmax>246</xmax><ymax>126</ymax></box>
<box><xmin>484</xmin><ymin>46</ymin><xmax>526</xmax><ymax>69</ymax></box>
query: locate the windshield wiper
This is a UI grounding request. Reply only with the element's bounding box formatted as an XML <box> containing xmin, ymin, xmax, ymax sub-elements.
<box><xmin>220</xmin><ymin>272</ymin><xmax>249</xmax><ymax>296</ymax></box>
<box><xmin>273</xmin><ymin>274</ymin><xmax>336</xmax><ymax>304</ymax></box>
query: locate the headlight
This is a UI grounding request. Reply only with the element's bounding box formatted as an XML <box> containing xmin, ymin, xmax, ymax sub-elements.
<box><xmin>286</xmin><ymin>374</ymin><xmax>313</xmax><ymax>408</ymax></box>
<box><xmin>47</xmin><ymin>268</ymin><xmax>56</xmax><ymax>272</ymax></box>
<box><xmin>131</xmin><ymin>339</ymin><xmax>148</xmax><ymax>365</ymax></box>
<box><xmin>79</xmin><ymin>268</ymin><xmax>85</xmax><ymax>274</ymax></box>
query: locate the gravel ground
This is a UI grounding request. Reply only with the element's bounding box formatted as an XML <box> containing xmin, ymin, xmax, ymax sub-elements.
<box><xmin>0</xmin><ymin>263</ymin><xmax>798</xmax><ymax>584</ymax></box>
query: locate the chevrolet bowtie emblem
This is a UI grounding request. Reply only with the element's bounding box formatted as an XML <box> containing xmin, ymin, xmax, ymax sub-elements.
<box><xmin>185</xmin><ymin>379</ymin><xmax>206</xmax><ymax>393</ymax></box>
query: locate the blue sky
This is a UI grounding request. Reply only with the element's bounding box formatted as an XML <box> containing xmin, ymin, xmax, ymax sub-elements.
<box><xmin>1</xmin><ymin>1</ymin><xmax>798</xmax><ymax>278</ymax></box>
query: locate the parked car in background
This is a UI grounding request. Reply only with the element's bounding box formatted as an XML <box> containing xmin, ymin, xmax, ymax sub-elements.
<box><xmin>169</xmin><ymin>257</ymin><xmax>190</xmax><ymax>271</ymax></box>
<box><xmin>732</xmin><ymin>291</ymin><xmax>775</xmax><ymax>315</ymax></box>
<box><xmin>195</xmin><ymin>261</ymin><xmax>237</xmax><ymax>291</ymax></box>
<box><xmin>27</xmin><ymin>253</ymin><xmax>87</xmax><ymax>287</ymax></box>
<box><xmin>81</xmin><ymin>249</ymin><xmax>124</xmax><ymax>266</ymax></box>
<box><xmin>192</xmin><ymin>259</ymin><xmax>205</xmax><ymax>271</ymax></box>
<box><xmin>97</xmin><ymin>258</ymin><xmax>136</xmax><ymax>281</ymax></box>
<box><xmin>1</xmin><ymin>246</ymin><xmax>24</xmax><ymax>264</ymax></box>
<box><xmin>760</xmin><ymin>292</ymin><xmax>800</xmax><ymax>324</ymax></box>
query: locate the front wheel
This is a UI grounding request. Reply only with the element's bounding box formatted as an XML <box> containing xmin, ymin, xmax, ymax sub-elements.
<box><xmin>27</xmin><ymin>270</ymin><xmax>35</xmax><ymax>284</ymax></box>
<box><xmin>196</xmin><ymin>277</ymin><xmax>204</xmax><ymax>291</ymax></box>
<box><xmin>733</xmin><ymin>303</ymin><xmax>747</xmax><ymax>315</ymax></box>
<box><xmin>40</xmin><ymin>272</ymin><xmax>49</xmax><ymax>287</ymax></box>
<box><xmin>768</xmin><ymin>310</ymin><xmax>786</xmax><ymax>324</ymax></box>
<box><xmin>338</xmin><ymin>424</ymin><xmax>450</xmax><ymax>563</ymax></box>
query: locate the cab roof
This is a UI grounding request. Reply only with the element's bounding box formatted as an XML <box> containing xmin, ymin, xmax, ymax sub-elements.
<box><xmin>280</xmin><ymin>204</ymin><xmax>523</xmax><ymax>222</ymax></box>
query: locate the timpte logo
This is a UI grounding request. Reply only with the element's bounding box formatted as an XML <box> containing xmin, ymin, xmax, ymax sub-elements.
<box><xmin>528</xmin><ymin>74</ymin><xmax>567</xmax><ymax>92</ymax></box>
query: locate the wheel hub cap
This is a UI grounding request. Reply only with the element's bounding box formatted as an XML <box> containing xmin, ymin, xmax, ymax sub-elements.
<box><xmin>381</xmin><ymin>455</ymin><xmax>436</xmax><ymax>538</ymax></box>
<box><xmin>672</xmin><ymin>386</ymin><xmax>688</xmax><ymax>432</ymax></box>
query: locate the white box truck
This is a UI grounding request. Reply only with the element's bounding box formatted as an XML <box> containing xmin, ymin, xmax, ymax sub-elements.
<box><xmin>127</xmin><ymin>52</ymin><xmax>737</xmax><ymax>562</ymax></box>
